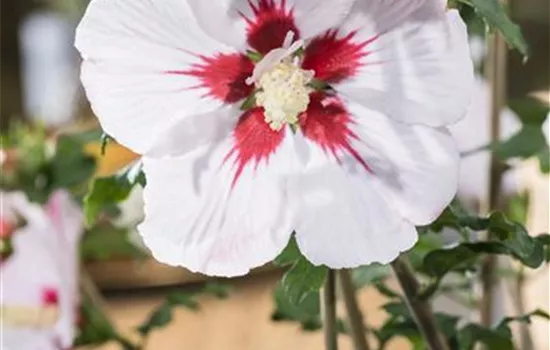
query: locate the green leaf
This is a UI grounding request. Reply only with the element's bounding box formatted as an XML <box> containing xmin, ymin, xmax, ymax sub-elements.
<box><xmin>536</xmin><ymin>234</ymin><xmax>550</xmax><ymax>262</ymax></box>
<box><xmin>497</xmin><ymin>98</ymin><xmax>549</xmax><ymax>169</ymax></box>
<box><xmin>508</xmin><ymin>98</ymin><xmax>550</xmax><ymax>125</ymax></box>
<box><xmin>81</xmin><ymin>225</ymin><xmax>146</xmax><ymax>261</ymax></box>
<box><xmin>464</xmin><ymin>98</ymin><xmax>549</xmax><ymax>169</ymax></box>
<box><xmin>457</xmin><ymin>310</ymin><xmax>550</xmax><ymax>350</ymax></box>
<box><xmin>75</xmin><ymin>299</ymin><xmax>120</xmax><ymax>347</ymax></box>
<box><xmin>51</xmin><ymin>135</ymin><xmax>96</xmax><ymax>189</ymax></box>
<box><xmin>423</xmin><ymin>237</ymin><xmax>542</xmax><ymax>278</ymax></box>
<box><xmin>282</xmin><ymin>257</ymin><xmax>327</xmax><ymax>305</ymax></box>
<box><xmin>422</xmin><ymin>233</ymin><xmax>549</xmax><ymax>299</ymax></box>
<box><xmin>70</xmin><ymin>128</ymin><xmax>104</xmax><ymax>144</ymax></box>
<box><xmin>381</xmin><ymin>302</ymin><xmax>410</xmax><ymax>317</ymax></box>
<box><xmin>495</xmin><ymin>125</ymin><xmax>547</xmax><ymax>159</ymax></box>
<box><xmin>487</xmin><ymin>212</ymin><xmax>543</xmax><ymax>267</ymax></box>
<box><xmin>202</xmin><ymin>282</ymin><xmax>231</xmax><ymax>299</ymax></box>
<box><xmin>136</xmin><ymin>282</ymin><xmax>230</xmax><ymax>338</ymax></box>
<box><xmin>373</xmin><ymin>282</ymin><xmax>402</xmax><ymax>300</ymax></box>
<box><xmin>458</xmin><ymin>323</ymin><xmax>513</xmax><ymax>350</ymax></box>
<box><xmin>271</xmin><ymin>284</ymin><xmax>322</xmax><ymax>331</ymax></box>
<box><xmin>537</xmin><ymin>148</ymin><xmax>550</xmax><ymax>173</ymax></box>
<box><xmin>0</xmin><ymin>126</ymin><xmax>98</xmax><ymax>203</ymax></box>
<box><xmin>375</xmin><ymin>318</ymin><xmax>422</xmax><ymax>349</ymax></box>
<box><xmin>375</xmin><ymin>303</ymin><xmax>459</xmax><ymax>349</ymax></box>
<box><xmin>429</xmin><ymin>207</ymin><xmax>544</xmax><ymax>267</ymax></box>
<box><xmin>505</xmin><ymin>191</ymin><xmax>530</xmax><ymax>225</ymax></box>
<box><xmin>84</xmin><ymin>163</ymin><xmax>145</xmax><ymax>226</ymax></box>
<box><xmin>407</xmin><ymin>233</ymin><xmax>445</xmax><ymax>269</ymax></box>
<box><xmin>273</xmin><ymin>236</ymin><xmax>300</xmax><ymax>266</ymax></box>
<box><xmin>497</xmin><ymin>309</ymin><xmax>550</xmax><ymax>332</ymax></box>
<box><xmin>458</xmin><ymin>310</ymin><xmax>550</xmax><ymax>350</ymax></box>
<box><xmin>352</xmin><ymin>264</ymin><xmax>390</xmax><ymax>290</ymax></box>
<box><xmin>274</xmin><ymin>238</ymin><xmax>328</xmax><ymax>309</ymax></box>
<box><xmin>423</xmin><ymin>243</ymin><xmax>500</xmax><ymax>279</ymax></box>
<box><xmin>166</xmin><ymin>293</ymin><xmax>200</xmax><ymax>310</ymax></box>
<box><xmin>137</xmin><ymin>304</ymin><xmax>173</xmax><ymax>336</ymax></box>
<box><xmin>422</xmin><ymin>207</ymin><xmax>546</xmax><ymax>295</ymax></box>
<box><xmin>457</xmin><ymin>0</ymin><xmax>528</xmax><ymax>56</ymax></box>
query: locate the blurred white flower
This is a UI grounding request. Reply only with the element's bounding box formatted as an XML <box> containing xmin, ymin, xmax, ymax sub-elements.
<box><xmin>1</xmin><ymin>191</ymin><xmax>84</xmax><ymax>350</ymax></box>
<box><xmin>20</xmin><ymin>12</ymin><xmax>79</xmax><ymax>126</ymax></box>
<box><xmin>468</xmin><ymin>35</ymin><xmax>487</xmax><ymax>68</ymax></box>
<box><xmin>450</xmin><ymin>77</ymin><xmax>521</xmax><ymax>207</ymax></box>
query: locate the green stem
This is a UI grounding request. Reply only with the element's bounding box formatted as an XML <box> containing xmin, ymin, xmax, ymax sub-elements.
<box><xmin>322</xmin><ymin>269</ymin><xmax>338</xmax><ymax>350</ymax></box>
<box><xmin>391</xmin><ymin>256</ymin><xmax>450</xmax><ymax>350</ymax></box>
<box><xmin>338</xmin><ymin>270</ymin><xmax>371</xmax><ymax>350</ymax></box>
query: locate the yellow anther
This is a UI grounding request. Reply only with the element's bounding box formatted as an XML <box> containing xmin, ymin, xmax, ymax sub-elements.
<box><xmin>255</xmin><ymin>62</ymin><xmax>313</xmax><ymax>131</ymax></box>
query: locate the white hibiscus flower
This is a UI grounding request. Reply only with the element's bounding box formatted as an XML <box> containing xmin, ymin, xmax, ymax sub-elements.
<box><xmin>76</xmin><ymin>0</ymin><xmax>474</xmax><ymax>276</ymax></box>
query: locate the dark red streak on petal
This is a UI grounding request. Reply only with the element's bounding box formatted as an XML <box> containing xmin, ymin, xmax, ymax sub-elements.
<box><xmin>241</xmin><ymin>0</ymin><xmax>300</xmax><ymax>54</ymax></box>
<box><xmin>41</xmin><ymin>288</ymin><xmax>59</xmax><ymax>306</ymax></box>
<box><xmin>165</xmin><ymin>53</ymin><xmax>253</xmax><ymax>104</ymax></box>
<box><xmin>300</xmin><ymin>92</ymin><xmax>372</xmax><ymax>173</ymax></box>
<box><xmin>302</xmin><ymin>30</ymin><xmax>378</xmax><ymax>84</ymax></box>
<box><xmin>225</xmin><ymin>108</ymin><xmax>285</xmax><ymax>186</ymax></box>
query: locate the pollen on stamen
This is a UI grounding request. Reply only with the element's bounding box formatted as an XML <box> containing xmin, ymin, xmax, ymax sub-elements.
<box><xmin>249</xmin><ymin>31</ymin><xmax>314</xmax><ymax>131</ymax></box>
<box><xmin>255</xmin><ymin>62</ymin><xmax>313</xmax><ymax>130</ymax></box>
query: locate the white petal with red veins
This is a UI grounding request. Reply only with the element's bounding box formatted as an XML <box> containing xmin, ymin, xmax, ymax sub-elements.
<box><xmin>188</xmin><ymin>0</ymin><xmax>355</xmax><ymax>53</ymax></box>
<box><xmin>76</xmin><ymin>0</ymin><xmax>240</xmax><ymax>155</ymax></box>
<box><xmin>289</xmin><ymin>92</ymin><xmax>459</xmax><ymax>267</ymax></box>
<box><xmin>139</xmin><ymin>133</ymin><xmax>299</xmax><ymax>277</ymax></box>
<box><xmin>344</xmin><ymin>100</ymin><xmax>460</xmax><ymax>225</ymax></box>
<box><xmin>333</xmin><ymin>1</ymin><xmax>474</xmax><ymax>127</ymax></box>
<box><xmin>289</xmin><ymin>134</ymin><xmax>418</xmax><ymax>268</ymax></box>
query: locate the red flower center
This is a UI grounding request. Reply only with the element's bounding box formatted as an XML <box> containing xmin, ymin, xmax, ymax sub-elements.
<box><xmin>168</xmin><ymin>0</ymin><xmax>380</xmax><ymax>184</ymax></box>
<box><xmin>241</xmin><ymin>0</ymin><xmax>300</xmax><ymax>54</ymax></box>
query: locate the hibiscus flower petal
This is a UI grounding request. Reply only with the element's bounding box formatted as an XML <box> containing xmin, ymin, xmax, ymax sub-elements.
<box><xmin>292</xmin><ymin>94</ymin><xmax>458</xmax><ymax>262</ymax></box>
<box><xmin>343</xmin><ymin>100</ymin><xmax>460</xmax><ymax>225</ymax></box>
<box><xmin>76</xmin><ymin>0</ymin><xmax>251</xmax><ymax>155</ymax></box>
<box><xmin>146</xmin><ymin>105</ymin><xmax>241</xmax><ymax>157</ymax></box>
<box><xmin>188</xmin><ymin>0</ymin><xmax>355</xmax><ymax>53</ymax></box>
<box><xmin>289</xmin><ymin>134</ymin><xmax>418</xmax><ymax>268</ymax></box>
<box><xmin>319</xmin><ymin>0</ymin><xmax>473</xmax><ymax>127</ymax></box>
<box><xmin>139</xmin><ymin>110</ymin><xmax>299</xmax><ymax>277</ymax></box>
